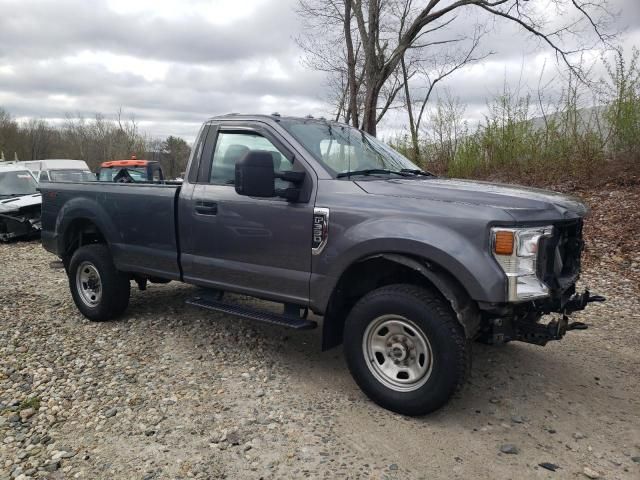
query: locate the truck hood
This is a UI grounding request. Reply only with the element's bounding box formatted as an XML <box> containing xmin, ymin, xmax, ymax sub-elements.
<box><xmin>355</xmin><ymin>178</ymin><xmax>587</xmax><ymax>219</ymax></box>
<box><xmin>0</xmin><ymin>193</ymin><xmax>42</xmax><ymax>213</ymax></box>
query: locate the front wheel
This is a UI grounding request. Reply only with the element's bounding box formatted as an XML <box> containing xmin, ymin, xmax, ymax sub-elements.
<box><xmin>68</xmin><ymin>244</ymin><xmax>130</xmax><ymax>321</ymax></box>
<box><xmin>343</xmin><ymin>284</ymin><xmax>470</xmax><ymax>416</ymax></box>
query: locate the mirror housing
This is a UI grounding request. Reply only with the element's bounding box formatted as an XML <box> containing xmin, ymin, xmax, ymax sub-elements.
<box><xmin>235</xmin><ymin>151</ymin><xmax>306</xmax><ymax>202</ymax></box>
<box><xmin>235</xmin><ymin>151</ymin><xmax>276</xmax><ymax>198</ymax></box>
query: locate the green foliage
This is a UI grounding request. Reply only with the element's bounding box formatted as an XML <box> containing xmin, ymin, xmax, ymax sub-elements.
<box><xmin>394</xmin><ymin>48</ymin><xmax>640</xmax><ymax>184</ymax></box>
<box><xmin>161</xmin><ymin>135</ymin><xmax>191</xmax><ymax>178</ymax></box>
<box><xmin>603</xmin><ymin>47</ymin><xmax>640</xmax><ymax>154</ymax></box>
<box><xmin>19</xmin><ymin>397</ymin><xmax>41</xmax><ymax>411</ymax></box>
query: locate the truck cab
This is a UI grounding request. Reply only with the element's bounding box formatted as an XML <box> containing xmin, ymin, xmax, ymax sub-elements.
<box><xmin>97</xmin><ymin>156</ymin><xmax>164</xmax><ymax>183</ymax></box>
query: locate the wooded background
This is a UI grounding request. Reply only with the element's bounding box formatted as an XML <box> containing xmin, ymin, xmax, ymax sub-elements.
<box><xmin>297</xmin><ymin>0</ymin><xmax>639</xmax><ymax>184</ymax></box>
<box><xmin>0</xmin><ymin>110</ymin><xmax>191</xmax><ymax>178</ymax></box>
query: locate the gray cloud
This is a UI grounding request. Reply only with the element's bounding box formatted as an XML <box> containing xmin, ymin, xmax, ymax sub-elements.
<box><xmin>0</xmin><ymin>0</ymin><xmax>299</xmax><ymax>64</ymax></box>
<box><xmin>0</xmin><ymin>0</ymin><xmax>637</xmax><ymax>142</ymax></box>
<box><xmin>0</xmin><ymin>0</ymin><xmax>331</xmax><ymax>140</ymax></box>
<box><xmin>0</xmin><ymin>56</ymin><xmax>325</xmax><ymax>105</ymax></box>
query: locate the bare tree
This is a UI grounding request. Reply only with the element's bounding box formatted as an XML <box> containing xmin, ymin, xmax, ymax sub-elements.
<box><xmin>401</xmin><ymin>25</ymin><xmax>490</xmax><ymax>159</ymax></box>
<box><xmin>428</xmin><ymin>91</ymin><xmax>468</xmax><ymax>169</ymax></box>
<box><xmin>0</xmin><ymin>108</ymin><xmax>191</xmax><ymax>168</ymax></box>
<box><xmin>298</xmin><ymin>0</ymin><xmax>617</xmax><ymax>136</ymax></box>
<box><xmin>24</xmin><ymin>119</ymin><xmax>55</xmax><ymax>160</ymax></box>
<box><xmin>0</xmin><ymin>109</ymin><xmax>20</xmax><ymax>161</ymax></box>
<box><xmin>297</xmin><ymin>0</ymin><xmax>365</xmax><ymax>124</ymax></box>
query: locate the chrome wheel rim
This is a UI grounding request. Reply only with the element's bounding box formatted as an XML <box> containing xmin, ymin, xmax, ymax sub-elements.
<box><xmin>363</xmin><ymin>315</ymin><xmax>433</xmax><ymax>392</ymax></box>
<box><xmin>76</xmin><ymin>261</ymin><xmax>102</xmax><ymax>307</ymax></box>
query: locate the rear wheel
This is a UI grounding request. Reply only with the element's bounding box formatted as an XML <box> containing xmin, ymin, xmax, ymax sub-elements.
<box><xmin>343</xmin><ymin>284</ymin><xmax>470</xmax><ymax>416</ymax></box>
<box><xmin>68</xmin><ymin>244</ymin><xmax>130</xmax><ymax>321</ymax></box>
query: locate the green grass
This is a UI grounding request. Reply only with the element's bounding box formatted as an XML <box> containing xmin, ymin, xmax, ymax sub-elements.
<box><xmin>0</xmin><ymin>396</ymin><xmax>40</xmax><ymax>415</ymax></box>
<box><xmin>19</xmin><ymin>397</ymin><xmax>41</xmax><ymax>411</ymax></box>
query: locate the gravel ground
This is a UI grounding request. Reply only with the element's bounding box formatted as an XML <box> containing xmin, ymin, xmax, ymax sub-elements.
<box><xmin>1</xmin><ymin>238</ymin><xmax>639</xmax><ymax>479</ymax></box>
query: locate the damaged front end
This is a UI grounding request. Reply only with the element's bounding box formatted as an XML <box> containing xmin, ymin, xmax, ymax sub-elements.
<box><xmin>480</xmin><ymin>288</ymin><xmax>606</xmax><ymax>346</ymax></box>
<box><xmin>482</xmin><ymin>219</ymin><xmax>605</xmax><ymax>346</ymax></box>
<box><xmin>0</xmin><ymin>196</ymin><xmax>42</xmax><ymax>242</ymax></box>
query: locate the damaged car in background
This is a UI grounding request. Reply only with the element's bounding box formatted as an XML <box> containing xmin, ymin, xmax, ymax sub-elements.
<box><xmin>0</xmin><ymin>164</ymin><xmax>42</xmax><ymax>241</ymax></box>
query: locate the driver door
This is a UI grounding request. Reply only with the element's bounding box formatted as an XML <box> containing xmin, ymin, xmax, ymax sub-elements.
<box><xmin>181</xmin><ymin>123</ymin><xmax>315</xmax><ymax>305</ymax></box>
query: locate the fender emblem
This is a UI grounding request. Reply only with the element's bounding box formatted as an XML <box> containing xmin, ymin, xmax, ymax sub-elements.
<box><xmin>312</xmin><ymin>207</ymin><xmax>329</xmax><ymax>255</ymax></box>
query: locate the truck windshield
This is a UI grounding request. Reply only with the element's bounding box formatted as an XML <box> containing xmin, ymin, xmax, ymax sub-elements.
<box><xmin>49</xmin><ymin>170</ymin><xmax>95</xmax><ymax>182</ymax></box>
<box><xmin>280</xmin><ymin>119</ymin><xmax>422</xmax><ymax>178</ymax></box>
<box><xmin>0</xmin><ymin>171</ymin><xmax>38</xmax><ymax>198</ymax></box>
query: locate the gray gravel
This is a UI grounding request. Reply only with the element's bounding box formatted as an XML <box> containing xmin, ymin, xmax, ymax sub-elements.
<box><xmin>1</xmin><ymin>240</ymin><xmax>639</xmax><ymax>479</ymax></box>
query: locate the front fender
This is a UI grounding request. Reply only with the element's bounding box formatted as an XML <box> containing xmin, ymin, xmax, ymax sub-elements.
<box><xmin>310</xmin><ymin>216</ymin><xmax>506</xmax><ymax>313</ymax></box>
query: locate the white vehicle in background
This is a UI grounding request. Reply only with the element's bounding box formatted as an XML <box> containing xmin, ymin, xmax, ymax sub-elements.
<box><xmin>17</xmin><ymin>159</ymin><xmax>94</xmax><ymax>183</ymax></box>
<box><xmin>0</xmin><ymin>164</ymin><xmax>41</xmax><ymax>241</ymax></box>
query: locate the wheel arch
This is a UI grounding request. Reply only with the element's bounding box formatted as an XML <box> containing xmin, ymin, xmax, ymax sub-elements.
<box><xmin>61</xmin><ymin>217</ymin><xmax>108</xmax><ymax>266</ymax></box>
<box><xmin>55</xmin><ymin>197</ymin><xmax>118</xmax><ymax>265</ymax></box>
<box><xmin>321</xmin><ymin>253</ymin><xmax>481</xmax><ymax>351</ymax></box>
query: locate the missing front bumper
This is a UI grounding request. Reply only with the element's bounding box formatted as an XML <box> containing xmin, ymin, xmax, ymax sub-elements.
<box><xmin>480</xmin><ymin>289</ymin><xmax>605</xmax><ymax>346</ymax></box>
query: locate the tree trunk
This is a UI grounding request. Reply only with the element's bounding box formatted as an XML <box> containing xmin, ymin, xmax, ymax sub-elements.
<box><xmin>355</xmin><ymin>0</ymin><xmax>381</xmax><ymax>136</ymax></box>
<box><xmin>401</xmin><ymin>56</ymin><xmax>419</xmax><ymax>160</ymax></box>
<box><xmin>361</xmin><ymin>82</ymin><xmax>380</xmax><ymax>135</ymax></box>
<box><xmin>344</xmin><ymin>1</ymin><xmax>359</xmax><ymax>128</ymax></box>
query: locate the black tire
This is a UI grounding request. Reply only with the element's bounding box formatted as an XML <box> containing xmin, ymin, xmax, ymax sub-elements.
<box><xmin>68</xmin><ymin>244</ymin><xmax>130</xmax><ymax>321</ymax></box>
<box><xmin>343</xmin><ymin>284</ymin><xmax>470</xmax><ymax>416</ymax></box>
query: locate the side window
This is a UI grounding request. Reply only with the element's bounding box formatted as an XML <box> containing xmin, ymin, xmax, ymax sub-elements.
<box><xmin>209</xmin><ymin>132</ymin><xmax>293</xmax><ymax>186</ymax></box>
<box><xmin>152</xmin><ymin>166</ymin><xmax>161</xmax><ymax>182</ymax></box>
<box><xmin>190</xmin><ymin>125</ymin><xmax>209</xmax><ymax>183</ymax></box>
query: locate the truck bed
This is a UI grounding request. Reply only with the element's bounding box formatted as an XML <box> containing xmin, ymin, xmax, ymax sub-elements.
<box><xmin>40</xmin><ymin>181</ymin><xmax>182</xmax><ymax>280</ymax></box>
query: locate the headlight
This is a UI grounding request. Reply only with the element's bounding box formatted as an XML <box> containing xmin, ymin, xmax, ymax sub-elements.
<box><xmin>491</xmin><ymin>226</ymin><xmax>553</xmax><ymax>301</ymax></box>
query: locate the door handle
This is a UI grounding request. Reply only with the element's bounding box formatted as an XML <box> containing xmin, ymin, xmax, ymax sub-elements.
<box><xmin>195</xmin><ymin>200</ymin><xmax>218</xmax><ymax>215</ymax></box>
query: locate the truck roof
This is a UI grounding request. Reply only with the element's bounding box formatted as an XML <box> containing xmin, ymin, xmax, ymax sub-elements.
<box><xmin>101</xmin><ymin>156</ymin><xmax>156</xmax><ymax>168</ymax></box>
<box><xmin>0</xmin><ymin>163</ymin><xmax>34</xmax><ymax>174</ymax></box>
<box><xmin>207</xmin><ymin>113</ymin><xmax>348</xmax><ymax>128</ymax></box>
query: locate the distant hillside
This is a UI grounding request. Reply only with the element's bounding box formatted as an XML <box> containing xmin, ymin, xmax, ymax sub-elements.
<box><xmin>528</xmin><ymin>105</ymin><xmax>610</xmax><ymax>137</ymax></box>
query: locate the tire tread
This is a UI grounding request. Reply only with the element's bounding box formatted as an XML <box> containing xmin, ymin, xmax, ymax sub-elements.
<box><xmin>343</xmin><ymin>283</ymin><xmax>470</xmax><ymax>415</ymax></box>
<box><xmin>68</xmin><ymin>244</ymin><xmax>130</xmax><ymax>321</ymax></box>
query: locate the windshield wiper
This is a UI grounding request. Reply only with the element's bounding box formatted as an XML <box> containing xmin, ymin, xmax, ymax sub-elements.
<box><xmin>400</xmin><ymin>168</ymin><xmax>435</xmax><ymax>177</ymax></box>
<box><xmin>0</xmin><ymin>193</ymin><xmax>31</xmax><ymax>198</ymax></box>
<box><xmin>336</xmin><ymin>169</ymin><xmax>411</xmax><ymax>178</ymax></box>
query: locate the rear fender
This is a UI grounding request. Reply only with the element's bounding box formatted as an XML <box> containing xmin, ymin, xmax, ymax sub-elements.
<box><xmin>56</xmin><ymin>197</ymin><xmax>118</xmax><ymax>258</ymax></box>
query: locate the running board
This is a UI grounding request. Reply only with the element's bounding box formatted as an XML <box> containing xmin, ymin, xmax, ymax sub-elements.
<box><xmin>186</xmin><ymin>296</ymin><xmax>317</xmax><ymax>330</ymax></box>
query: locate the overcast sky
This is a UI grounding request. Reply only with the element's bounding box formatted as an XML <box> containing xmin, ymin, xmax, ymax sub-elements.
<box><xmin>0</xmin><ymin>0</ymin><xmax>638</xmax><ymax>142</ymax></box>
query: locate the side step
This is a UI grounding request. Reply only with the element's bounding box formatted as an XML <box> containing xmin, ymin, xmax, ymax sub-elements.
<box><xmin>186</xmin><ymin>296</ymin><xmax>317</xmax><ymax>330</ymax></box>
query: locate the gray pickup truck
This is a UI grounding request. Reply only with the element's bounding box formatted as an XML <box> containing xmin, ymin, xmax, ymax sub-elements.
<box><xmin>40</xmin><ymin>114</ymin><xmax>603</xmax><ymax>415</ymax></box>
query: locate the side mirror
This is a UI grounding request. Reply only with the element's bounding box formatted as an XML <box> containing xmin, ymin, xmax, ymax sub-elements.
<box><xmin>235</xmin><ymin>151</ymin><xmax>276</xmax><ymax>198</ymax></box>
<box><xmin>235</xmin><ymin>150</ymin><xmax>306</xmax><ymax>201</ymax></box>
